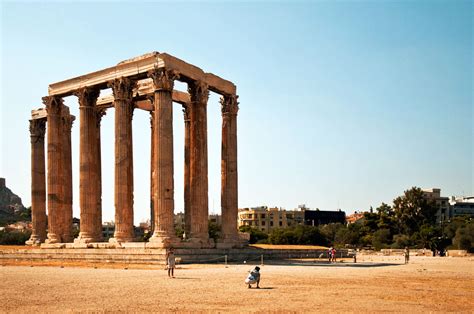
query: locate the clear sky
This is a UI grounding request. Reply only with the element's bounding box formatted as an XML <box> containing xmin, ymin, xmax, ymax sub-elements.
<box><xmin>1</xmin><ymin>0</ymin><xmax>472</xmax><ymax>224</ymax></box>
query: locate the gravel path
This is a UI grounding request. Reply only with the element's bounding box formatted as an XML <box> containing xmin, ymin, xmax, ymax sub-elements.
<box><xmin>1</xmin><ymin>256</ymin><xmax>473</xmax><ymax>312</ymax></box>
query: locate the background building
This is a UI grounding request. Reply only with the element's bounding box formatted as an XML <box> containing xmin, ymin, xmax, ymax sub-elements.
<box><xmin>422</xmin><ymin>188</ymin><xmax>450</xmax><ymax>223</ymax></box>
<box><xmin>304</xmin><ymin>209</ymin><xmax>346</xmax><ymax>226</ymax></box>
<box><xmin>449</xmin><ymin>196</ymin><xmax>474</xmax><ymax>218</ymax></box>
<box><xmin>238</xmin><ymin>206</ymin><xmax>346</xmax><ymax>232</ymax></box>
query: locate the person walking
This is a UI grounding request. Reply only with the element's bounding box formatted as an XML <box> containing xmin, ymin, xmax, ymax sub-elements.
<box><xmin>404</xmin><ymin>247</ymin><xmax>410</xmax><ymax>264</ymax></box>
<box><xmin>166</xmin><ymin>247</ymin><xmax>176</xmax><ymax>278</ymax></box>
<box><xmin>332</xmin><ymin>247</ymin><xmax>337</xmax><ymax>263</ymax></box>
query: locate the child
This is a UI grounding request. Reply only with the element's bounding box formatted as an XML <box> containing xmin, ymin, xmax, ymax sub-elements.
<box><xmin>166</xmin><ymin>248</ymin><xmax>176</xmax><ymax>278</ymax></box>
<box><xmin>245</xmin><ymin>266</ymin><xmax>261</xmax><ymax>289</ymax></box>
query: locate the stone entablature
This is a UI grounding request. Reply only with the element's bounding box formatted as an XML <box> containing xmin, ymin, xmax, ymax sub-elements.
<box><xmin>27</xmin><ymin>52</ymin><xmax>245</xmax><ymax>249</ymax></box>
<box><xmin>48</xmin><ymin>52</ymin><xmax>236</xmax><ymax>97</ymax></box>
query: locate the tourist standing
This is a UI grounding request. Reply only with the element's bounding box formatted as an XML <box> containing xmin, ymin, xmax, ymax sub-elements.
<box><xmin>332</xmin><ymin>247</ymin><xmax>337</xmax><ymax>262</ymax></box>
<box><xmin>166</xmin><ymin>248</ymin><xmax>176</xmax><ymax>278</ymax></box>
<box><xmin>328</xmin><ymin>247</ymin><xmax>333</xmax><ymax>262</ymax></box>
<box><xmin>404</xmin><ymin>247</ymin><xmax>410</xmax><ymax>264</ymax></box>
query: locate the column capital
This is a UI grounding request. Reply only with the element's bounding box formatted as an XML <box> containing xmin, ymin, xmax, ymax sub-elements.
<box><xmin>188</xmin><ymin>80</ymin><xmax>209</xmax><ymax>104</ymax></box>
<box><xmin>29</xmin><ymin>119</ymin><xmax>46</xmax><ymax>141</ymax></box>
<box><xmin>42</xmin><ymin>96</ymin><xmax>63</xmax><ymax>116</ymax></box>
<box><xmin>220</xmin><ymin>94</ymin><xmax>239</xmax><ymax>115</ymax></box>
<box><xmin>149</xmin><ymin>110</ymin><xmax>154</xmax><ymax>129</ymax></box>
<box><xmin>108</xmin><ymin>77</ymin><xmax>136</xmax><ymax>101</ymax></box>
<box><xmin>96</xmin><ymin>108</ymin><xmax>107</xmax><ymax>127</ymax></box>
<box><xmin>148</xmin><ymin>67</ymin><xmax>179</xmax><ymax>92</ymax></box>
<box><xmin>74</xmin><ymin>87</ymin><xmax>100</xmax><ymax>107</ymax></box>
<box><xmin>62</xmin><ymin>115</ymin><xmax>75</xmax><ymax>132</ymax></box>
<box><xmin>182</xmin><ymin>104</ymin><xmax>190</xmax><ymax>122</ymax></box>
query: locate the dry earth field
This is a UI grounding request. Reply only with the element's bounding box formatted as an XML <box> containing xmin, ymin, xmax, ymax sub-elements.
<box><xmin>1</xmin><ymin>256</ymin><xmax>473</xmax><ymax>313</ymax></box>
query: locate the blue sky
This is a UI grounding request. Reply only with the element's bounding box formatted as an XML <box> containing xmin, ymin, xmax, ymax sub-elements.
<box><xmin>1</xmin><ymin>0</ymin><xmax>472</xmax><ymax>224</ymax></box>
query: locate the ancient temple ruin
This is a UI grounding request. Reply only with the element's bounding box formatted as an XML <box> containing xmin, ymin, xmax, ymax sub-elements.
<box><xmin>27</xmin><ymin>52</ymin><xmax>242</xmax><ymax>248</ymax></box>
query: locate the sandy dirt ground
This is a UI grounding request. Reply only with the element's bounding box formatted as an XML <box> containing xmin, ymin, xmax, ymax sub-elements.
<box><xmin>1</xmin><ymin>256</ymin><xmax>473</xmax><ymax>313</ymax></box>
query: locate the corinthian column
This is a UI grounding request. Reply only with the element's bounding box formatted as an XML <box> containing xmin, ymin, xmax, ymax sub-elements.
<box><xmin>220</xmin><ymin>94</ymin><xmax>239</xmax><ymax>243</ymax></box>
<box><xmin>149</xmin><ymin>110</ymin><xmax>155</xmax><ymax>235</ymax></box>
<box><xmin>109</xmin><ymin>78</ymin><xmax>135</xmax><ymax>243</ymax></box>
<box><xmin>43</xmin><ymin>96</ymin><xmax>63</xmax><ymax>243</ymax></box>
<box><xmin>183</xmin><ymin>104</ymin><xmax>191</xmax><ymax>239</ymax></box>
<box><xmin>74</xmin><ymin>87</ymin><xmax>100</xmax><ymax>243</ymax></box>
<box><xmin>26</xmin><ymin>118</ymin><xmax>47</xmax><ymax>245</ymax></box>
<box><xmin>148</xmin><ymin>68</ymin><xmax>180</xmax><ymax>247</ymax></box>
<box><xmin>95</xmin><ymin>108</ymin><xmax>106</xmax><ymax>241</ymax></box>
<box><xmin>61</xmin><ymin>112</ymin><xmax>74</xmax><ymax>242</ymax></box>
<box><xmin>188</xmin><ymin>81</ymin><xmax>210</xmax><ymax>245</ymax></box>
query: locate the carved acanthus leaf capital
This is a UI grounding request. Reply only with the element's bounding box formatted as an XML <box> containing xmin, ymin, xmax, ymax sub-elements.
<box><xmin>148</xmin><ymin>67</ymin><xmax>179</xmax><ymax>92</ymax></box>
<box><xmin>220</xmin><ymin>94</ymin><xmax>239</xmax><ymax>115</ymax></box>
<box><xmin>188</xmin><ymin>80</ymin><xmax>209</xmax><ymax>104</ymax></box>
<box><xmin>29</xmin><ymin>119</ymin><xmax>46</xmax><ymax>140</ymax></box>
<box><xmin>42</xmin><ymin>96</ymin><xmax>63</xmax><ymax>116</ymax></box>
<box><xmin>62</xmin><ymin>115</ymin><xmax>75</xmax><ymax>131</ymax></box>
<box><xmin>96</xmin><ymin>108</ymin><xmax>107</xmax><ymax>127</ymax></box>
<box><xmin>108</xmin><ymin>77</ymin><xmax>136</xmax><ymax>101</ymax></box>
<box><xmin>182</xmin><ymin>104</ymin><xmax>190</xmax><ymax>122</ymax></box>
<box><xmin>74</xmin><ymin>87</ymin><xmax>100</xmax><ymax>107</ymax></box>
<box><xmin>149</xmin><ymin>111</ymin><xmax>155</xmax><ymax>130</ymax></box>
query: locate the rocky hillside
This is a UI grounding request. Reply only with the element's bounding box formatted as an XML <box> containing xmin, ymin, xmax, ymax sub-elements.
<box><xmin>0</xmin><ymin>178</ymin><xmax>29</xmax><ymax>225</ymax></box>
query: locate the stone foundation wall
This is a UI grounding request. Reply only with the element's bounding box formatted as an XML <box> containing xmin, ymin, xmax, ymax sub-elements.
<box><xmin>0</xmin><ymin>247</ymin><xmax>351</xmax><ymax>265</ymax></box>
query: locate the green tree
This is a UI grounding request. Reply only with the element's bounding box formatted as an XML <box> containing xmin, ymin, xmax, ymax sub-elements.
<box><xmin>392</xmin><ymin>234</ymin><xmax>411</xmax><ymax>249</ymax></box>
<box><xmin>319</xmin><ymin>223</ymin><xmax>344</xmax><ymax>245</ymax></box>
<box><xmin>239</xmin><ymin>225</ymin><xmax>268</xmax><ymax>244</ymax></box>
<box><xmin>208</xmin><ymin>221</ymin><xmax>221</xmax><ymax>242</ymax></box>
<box><xmin>19</xmin><ymin>207</ymin><xmax>32</xmax><ymax>221</ymax></box>
<box><xmin>393</xmin><ymin>187</ymin><xmax>437</xmax><ymax>235</ymax></box>
<box><xmin>372</xmin><ymin>228</ymin><xmax>391</xmax><ymax>250</ymax></box>
<box><xmin>453</xmin><ymin>223</ymin><xmax>474</xmax><ymax>251</ymax></box>
<box><xmin>376</xmin><ymin>203</ymin><xmax>396</xmax><ymax>233</ymax></box>
<box><xmin>334</xmin><ymin>223</ymin><xmax>361</xmax><ymax>246</ymax></box>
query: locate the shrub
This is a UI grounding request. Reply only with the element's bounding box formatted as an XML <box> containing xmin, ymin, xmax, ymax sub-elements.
<box><xmin>453</xmin><ymin>224</ymin><xmax>473</xmax><ymax>251</ymax></box>
<box><xmin>0</xmin><ymin>230</ymin><xmax>32</xmax><ymax>245</ymax></box>
<box><xmin>372</xmin><ymin>228</ymin><xmax>391</xmax><ymax>250</ymax></box>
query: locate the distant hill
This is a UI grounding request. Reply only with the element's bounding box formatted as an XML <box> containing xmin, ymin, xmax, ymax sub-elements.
<box><xmin>0</xmin><ymin>178</ymin><xmax>29</xmax><ymax>226</ymax></box>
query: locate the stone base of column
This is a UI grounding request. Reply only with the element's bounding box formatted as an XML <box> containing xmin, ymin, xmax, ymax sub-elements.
<box><xmin>148</xmin><ymin>233</ymin><xmax>182</xmax><ymax>248</ymax></box>
<box><xmin>216</xmin><ymin>236</ymin><xmax>248</xmax><ymax>249</ymax></box>
<box><xmin>61</xmin><ymin>234</ymin><xmax>73</xmax><ymax>243</ymax></box>
<box><xmin>182</xmin><ymin>236</ymin><xmax>215</xmax><ymax>249</ymax></box>
<box><xmin>108</xmin><ymin>236</ymin><xmax>134</xmax><ymax>244</ymax></box>
<box><xmin>74</xmin><ymin>233</ymin><xmax>101</xmax><ymax>244</ymax></box>
<box><xmin>45</xmin><ymin>233</ymin><xmax>61</xmax><ymax>244</ymax></box>
<box><xmin>25</xmin><ymin>235</ymin><xmax>43</xmax><ymax>246</ymax></box>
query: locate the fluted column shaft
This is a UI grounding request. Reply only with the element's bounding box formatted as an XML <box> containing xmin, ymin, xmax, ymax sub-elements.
<box><xmin>148</xmin><ymin>68</ymin><xmax>179</xmax><ymax>247</ymax></box>
<box><xmin>149</xmin><ymin>112</ymin><xmax>155</xmax><ymax>234</ymax></box>
<box><xmin>183</xmin><ymin>105</ymin><xmax>191</xmax><ymax>238</ymax></box>
<box><xmin>220</xmin><ymin>95</ymin><xmax>239</xmax><ymax>240</ymax></box>
<box><xmin>188</xmin><ymin>81</ymin><xmax>210</xmax><ymax>242</ymax></box>
<box><xmin>26</xmin><ymin>118</ymin><xmax>47</xmax><ymax>245</ymax></box>
<box><xmin>75</xmin><ymin>87</ymin><xmax>100</xmax><ymax>243</ymax></box>
<box><xmin>61</xmin><ymin>113</ymin><xmax>74</xmax><ymax>242</ymax></box>
<box><xmin>43</xmin><ymin>96</ymin><xmax>63</xmax><ymax>243</ymax></box>
<box><xmin>95</xmin><ymin>109</ymin><xmax>105</xmax><ymax>240</ymax></box>
<box><xmin>110</xmin><ymin>78</ymin><xmax>135</xmax><ymax>242</ymax></box>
